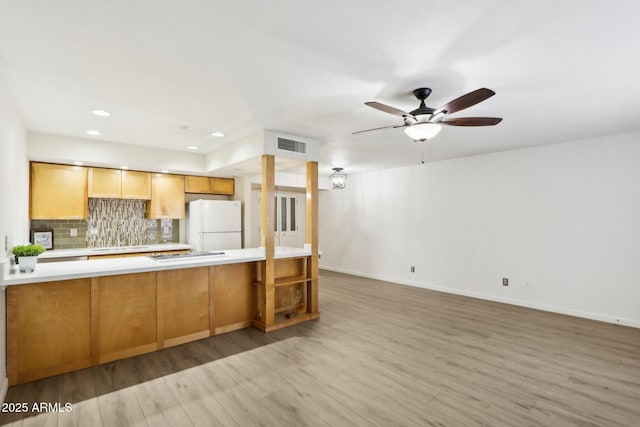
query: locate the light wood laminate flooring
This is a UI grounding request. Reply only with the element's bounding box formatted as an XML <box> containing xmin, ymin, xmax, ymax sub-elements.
<box><xmin>1</xmin><ymin>270</ymin><xmax>639</xmax><ymax>426</ymax></box>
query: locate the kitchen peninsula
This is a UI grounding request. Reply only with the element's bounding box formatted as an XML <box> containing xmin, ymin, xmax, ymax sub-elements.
<box><xmin>3</xmin><ymin>246</ymin><xmax>319</xmax><ymax>385</ymax></box>
<box><xmin>5</xmin><ymin>154</ymin><xmax>320</xmax><ymax>386</ymax></box>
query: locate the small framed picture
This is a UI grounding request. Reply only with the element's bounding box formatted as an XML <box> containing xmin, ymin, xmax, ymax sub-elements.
<box><xmin>31</xmin><ymin>229</ymin><xmax>54</xmax><ymax>250</ymax></box>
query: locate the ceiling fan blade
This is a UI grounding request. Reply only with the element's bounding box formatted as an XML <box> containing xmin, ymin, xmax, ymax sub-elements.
<box><xmin>440</xmin><ymin>117</ymin><xmax>502</xmax><ymax>126</ymax></box>
<box><xmin>437</xmin><ymin>88</ymin><xmax>496</xmax><ymax>114</ymax></box>
<box><xmin>352</xmin><ymin>124</ymin><xmax>407</xmax><ymax>135</ymax></box>
<box><xmin>365</xmin><ymin>101</ymin><xmax>409</xmax><ymax>117</ymax></box>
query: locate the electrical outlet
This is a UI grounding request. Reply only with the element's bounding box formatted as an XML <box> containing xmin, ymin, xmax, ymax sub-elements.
<box><xmin>502</xmin><ymin>277</ymin><xmax>509</xmax><ymax>286</ymax></box>
<box><xmin>70</xmin><ymin>228</ymin><xmax>78</xmax><ymax>237</ymax></box>
<box><xmin>410</xmin><ymin>266</ymin><xmax>415</xmax><ymax>273</ymax></box>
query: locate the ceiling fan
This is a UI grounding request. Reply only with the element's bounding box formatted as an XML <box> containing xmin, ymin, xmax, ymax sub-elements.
<box><xmin>354</xmin><ymin>87</ymin><xmax>502</xmax><ymax>141</ymax></box>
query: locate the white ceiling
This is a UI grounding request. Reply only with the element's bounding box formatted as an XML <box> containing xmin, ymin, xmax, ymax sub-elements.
<box><xmin>1</xmin><ymin>0</ymin><xmax>639</xmax><ymax>176</ymax></box>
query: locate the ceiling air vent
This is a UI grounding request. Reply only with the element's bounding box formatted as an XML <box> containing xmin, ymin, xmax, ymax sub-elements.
<box><xmin>277</xmin><ymin>137</ymin><xmax>306</xmax><ymax>154</ymax></box>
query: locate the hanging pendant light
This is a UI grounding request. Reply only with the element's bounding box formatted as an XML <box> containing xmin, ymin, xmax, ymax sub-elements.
<box><xmin>330</xmin><ymin>167</ymin><xmax>347</xmax><ymax>190</ymax></box>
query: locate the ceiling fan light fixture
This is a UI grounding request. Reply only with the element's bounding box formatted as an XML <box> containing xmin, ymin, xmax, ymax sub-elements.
<box><xmin>404</xmin><ymin>122</ymin><xmax>442</xmax><ymax>142</ymax></box>
<box><xmin>330</xmin><ymin>167</ymin><xmax>347</xmax><ymax>190</ymax></box>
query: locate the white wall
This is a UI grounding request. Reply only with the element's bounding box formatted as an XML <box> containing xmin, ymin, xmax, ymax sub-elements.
<box><xmin>28</xmin><ymin>131</ymin><xmax>206</xmax><ymax>174</ymax></box>
<box><xmin>0</xmin><ymin>66</ymin><xmax>29</xmax><ymax>401</ymax></box>
<box><xmin>320</xmin><ymin>132</ymin><xmax>640</xmax><ymax>327</ymax></box>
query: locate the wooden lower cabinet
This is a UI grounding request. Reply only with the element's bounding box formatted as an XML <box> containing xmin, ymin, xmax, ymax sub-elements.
<box><xmin>7</xmin><ymin>279</ymin><xmax>92</xmax><ymax>385</ymax></box>
<box><xmin>5</xmin><ymin>261</ymin><xmax>268</xmax><ymax>385</ymax></box>
<box><xmin>92</xmin><ymin>273</ymin><xmax>158</xmax><ymax>364</ymax></box>
<box><xmin>210</xmin><ymin>263</ymin><xmax>256</xmax><ymax>334</ymax></box>
<box><xmin>157</xmin><ymin>267</ymin><xmax>210</xmax><ymax>348</ymax></box>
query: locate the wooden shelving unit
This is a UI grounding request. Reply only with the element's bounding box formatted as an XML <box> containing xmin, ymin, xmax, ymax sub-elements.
<box><xmin>253</xmin><ymin>256</ymin><xmax>319</xmax><ymax>332</ymax></box>
<box><xmin>252</xmin><ymin>156</ymin><xmax>320</xmax><ymax>332</ymax></box>
<box><xmin>275</xmin><ymin>274</ymin><xmax>308</xmax><ymax>287</ymax></box>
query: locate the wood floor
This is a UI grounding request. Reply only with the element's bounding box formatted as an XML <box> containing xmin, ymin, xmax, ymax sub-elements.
<box><xmin>1</xmin><ymin>270</ymin><xmax>639</xmax><ymax>426</ymax></box>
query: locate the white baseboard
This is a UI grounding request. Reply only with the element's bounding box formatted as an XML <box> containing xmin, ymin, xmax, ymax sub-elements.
<box><xmin>0</xmin><ymin>375</ymin><xmax>7</xmax><ymax>403</ymax></box>
<box><xmin>320</xmin><ymin>265</ymin><xmax>640</xmax><ymax>329</ymax></box>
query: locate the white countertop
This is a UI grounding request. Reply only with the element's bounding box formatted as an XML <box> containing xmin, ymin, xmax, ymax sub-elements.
<box><xmin>2</xmin><ymin>246</ymin><xmax>312</xmax><ymax>286</ymax></box>
<box><xmin>39</xmin><ymin>243</ymin><xmax>193</xmax><ymax>259</ymax></box>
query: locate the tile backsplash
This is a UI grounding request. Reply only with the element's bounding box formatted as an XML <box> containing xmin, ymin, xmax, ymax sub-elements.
<box><xmin>87</xmin><ymin>199</ymin><xmax>148</xmax><ymax>247</ymax></box>
<box><xmin>30</xmin><ymin>199</ymin><xmax>180</xmax><ymax>249</ymax></box>
<box><xmin>30</xmin><ymin>219</ymin><xmax>88</xmax><ymax>249</ymax></box>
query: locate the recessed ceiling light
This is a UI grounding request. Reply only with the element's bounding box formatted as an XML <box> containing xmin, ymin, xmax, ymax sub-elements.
<box><xmin>73</xmin><ymin>161</ymin><xmax>84</xmax><ymax>166</ymax></box>
<box><xmin>86</xmin><ymin>129</ymin><xmax>101</xmax><ymax>136</ymax></box>
<box><xmin>211</xmin><ymin>131</ymin><xmax>224</xmax><ymax>137</ymax></box>
<box><xmin>121</xmin><ymin>166</ymin><xmax>129</xmax><ymax>170</ymax></box>
<box><xmin>91</xmin><ymin>109</ymin><xmax>111</xmax><ymax>117</ymax></box>
<box><xmin>187</xmin><ymin>145</ymin><xmax>199</xmax><ymax>150</ymax></box>
<box><xmin>161</xmin><ymin>169</ymin><xmax>169</xmax><ymax>173</ymax></box>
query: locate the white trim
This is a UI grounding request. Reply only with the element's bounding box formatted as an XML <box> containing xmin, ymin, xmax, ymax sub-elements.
<box><xmin>320</xmin><ymin>265</ymin><xmax>640</xmax><ymax>329</ymax></box>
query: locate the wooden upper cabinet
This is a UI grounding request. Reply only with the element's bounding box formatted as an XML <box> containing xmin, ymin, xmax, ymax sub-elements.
<box><xmin>148</xmin><ymin>174</ymin><xmax>185</xmax><ymax>219</ymax></box>
<box><xmin>88</xmin><ymin>168</ymin><xmax>122</xmax><ymax>198</ymax></box>
<box><xmin>30</xmin><ymin>163</ymin><xmax>88</xmax><ymax>219</ymax></box>
<box><xmin>122</xmin><ymin>170</ymin><xmax>151</xmax><ymax>199</ymax></box>
<box><xmin>211</xmin><ymin>177</ymin><xmax>234</xmax><ymax>195</ymax></box>
<box><xmin>184</xmin><ymin>176</ymin><xmax>211</xmax><ymax>194</ymax></box>
<box><xmin>88</xmin><ymin>168</ymin><xmax>151</xmax><ymax>200</ymax></box>
<box><xmin>184</xmin><ymin>175</ymin><xmax>234</xmax><ymax>195</ymax></box>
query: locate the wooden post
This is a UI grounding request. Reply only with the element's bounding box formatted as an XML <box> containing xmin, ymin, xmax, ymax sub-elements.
<box><xmin>306</xmin><ymin>161</ymin><xmax>319</xmax><ymax>314</ymax></box>
<box><xmin>261</xmin><ymin>154</ymin><xmax>276</xmax><ymax>327</ymax></box>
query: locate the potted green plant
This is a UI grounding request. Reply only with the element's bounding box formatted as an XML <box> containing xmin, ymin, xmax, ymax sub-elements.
<box><xmin>12</xmin><ymin>244</ymin><xmax>46</xmax><ymax>272</ymax></box>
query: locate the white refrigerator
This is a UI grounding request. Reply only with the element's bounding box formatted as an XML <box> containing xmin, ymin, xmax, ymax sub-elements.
<box><xmin>188</xmin><ymin>200</ymin><xmax>242</xmax><ymax>251</ymax></box>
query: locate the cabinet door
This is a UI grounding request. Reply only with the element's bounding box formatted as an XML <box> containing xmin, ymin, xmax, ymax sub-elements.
<box><xmin>211</xmin><ymin>177</ymin><xmax>234</xmax><ymax>195</ymax></box>
<box><xmin>211</xmin><ymin>263</ymin><xmax>256</xmax><ymax>334</ymax></box>
<box><xmin>88</xmin><ymin>168</ymin><xmax>122</xmax><ymax>198</ymax></box>
<box><xmin>148</xmin><ymin>174</ymin><xmax>185</xmax><ymax>218</ymax></box>
<box><xmin>185</xmin><ymin>175</ymin><xmax>211</xmax><ymax>193</ymax></box>
<box><xmin>94</xmin><ymin>272</ymin><xmax>158</xmax><ymax>364</ymax></box>
<box><xmin>157</xmin><ymin>267</ymin><xmax>210</xmax><ymax>348</ymax></box>
<box><xmin>30</xmin><ymin>163</ymin><xmax>88</xmax><ymax>219</ymax></box>
<box><xmin>7</xmin><ymin>279</ymin><xmax>92</xmax><ymax>385</ymax></box>
<box><xmin>122</xmin><ymin>170</ymin><xmax>151</xmax><ymax>199</ymax></box>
